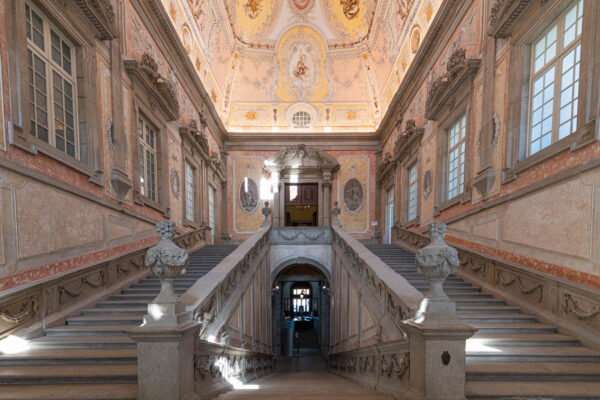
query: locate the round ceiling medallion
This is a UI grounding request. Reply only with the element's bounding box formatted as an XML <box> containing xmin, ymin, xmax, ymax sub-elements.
<box><xmin>288</xmin><ymin>0</ymin><xmax>315</xmax><ymax>15</ymax></box>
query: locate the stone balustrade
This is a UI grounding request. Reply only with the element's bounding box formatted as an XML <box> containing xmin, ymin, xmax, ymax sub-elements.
<box><xmin>0</xmin><ymin>226</ymin><xmax>209</xmax><ymax>340</ymax></box>
<box><xmin>393</xmin><ymin>224</ymin><xmax>600</xmax><ymax>350</ymax></box>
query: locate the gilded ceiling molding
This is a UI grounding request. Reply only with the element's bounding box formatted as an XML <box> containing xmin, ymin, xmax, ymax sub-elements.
<box><xmin>425</xmin><ymin>48</ymin><xmax>481</xmax><ymax>121</ymax></box>
<box><xmin>394</xmin><ymin>119</ymin><xmax>424</xmax><ymax>161</ymax></box>
<box><xmin>124</xmin><ymin>53</ymin><xmax>180</xmax><ymax>121</ymax></box>
<box><xmin>488</xmin><ymin>0</ymin><xmax>536</xmax><ymax>38</ymax></box>
<box><xmin>72</xmin><ymin>0</ymin><xmax>117</xmax><ymax>40</ymax></box>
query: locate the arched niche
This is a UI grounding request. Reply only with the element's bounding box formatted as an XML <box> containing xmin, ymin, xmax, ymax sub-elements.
<box><xmin>263</xmin><ymin>144</ymin><xmax>339</xmax><ymax>227</ymax></box>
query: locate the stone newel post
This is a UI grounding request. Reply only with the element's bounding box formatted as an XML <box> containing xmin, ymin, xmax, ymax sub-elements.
<box><xmin>405</xmin><ymin>222</ymin><xmax>476</xmax><ymax>400</ymax></box>
<box><xmin>128</xmin><ymin>221</ymin><xmax>199</xmax><ymax>400</ymax></box>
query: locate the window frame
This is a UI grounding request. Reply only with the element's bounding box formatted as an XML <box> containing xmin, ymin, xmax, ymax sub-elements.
<box><xmin>502</xmin><ymin>0</ymin><xmax>599</xmax><ymax>183</ymax></box>
<box><xmin>446</xmin><ymin>114</ymin><xmax>467</xmax><ymax>202</ymax></box>
<box><xmin>183</xmin><ymin>158</ymin><xmax>200</xmax><ymax>227</ymax></box>
<box><xmin>7</xmin><ymin>0</ymin><xmax>102</xmax><ymax>183</ymax></box>
<box><xmin>406</xmin><ymin>161</ymin><xmax>419</xmax><ymax>223</ymax></box>
<box><xmin>132</xmin><ymin>98</ymin><xmax>169</xmax><ymax>215</ymax></box>
<box><xmin>137</xmin><ymin>114</ymin><xmax>159</xmax><ymax>203</ymax></box>
<box><xmin>526</xmin><ymin>0</ymin><xmax>583</xmax><ymax>157</ymax></box>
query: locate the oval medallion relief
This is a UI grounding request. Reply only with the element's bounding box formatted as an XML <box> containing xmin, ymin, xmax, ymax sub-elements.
<box><xmin>239</xmin><ymin>178</ymin><xmax>259</xmax><ymax>213</ymax></box>
<box><xmin>343</xmin><ymin>178</ymin><xmax>364</xmax><ymax>212</ymax></box>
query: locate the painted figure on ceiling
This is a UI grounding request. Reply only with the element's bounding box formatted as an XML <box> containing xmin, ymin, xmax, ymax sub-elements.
<box><xmin>245</xmin><ymin>0</ymin><xmax>262</xmax><ymax>19</ymax></box>
<box><xmin>294</xmin><ymin>51</ymin><xmax>310</xmax><ymax>81</ymax></box>
<box><xmin>340</xmin><ymin>0</ymin><xmax>360</xmax><ymax>19</ymax></box>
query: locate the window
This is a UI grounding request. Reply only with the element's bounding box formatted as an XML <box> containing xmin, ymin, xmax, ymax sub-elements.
<box><xmin>292</xmin><ymin>111</ymin><xmax>311</xmax><ymax>127</ymax></box>
<box><xmin>26</xmin><ymin>3</ymin><xmax>78</xmax><ymax>158</ymax></box>
<box><xmin>208</xmin><ymin>185</ymin><xmax>216</xmax><ymax>243</ymax></box>
<box><xmin>184</xmin><ymin>161</ymin><xmax>195</xmax><ymax>222</ymax></box>
<box><xmin>138</xmin><ymin>115</ymin><xmax>158</xmax><ymax>202</ymax></box>
<box><xmin>407</xmin><ymin>163</ymin><xmax>418</xmax><ymax>221</ymax></box>
<box><xmin>447</xmin><ymin>115</ymin><xmax>466</xmax><ymax>201</ymax></box>
<box><xmin>528</xmin><ymin>0</ymin><xmax>583</xmax><ymax>155</ymax></box>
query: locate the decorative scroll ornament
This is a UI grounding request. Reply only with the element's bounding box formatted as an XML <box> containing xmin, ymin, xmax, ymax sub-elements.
<box><xmin>244</xmin><ymin>0</ymin><xmax>262</xmax><ymax>19</ymax></box>
<box><xmin>496</xmin><ymin>269</ymin><xmax>543</xmax><ymax>303</ymax></box>
<box><xmin>343</xmin><ymin>178</ymin><xmax>364</xmax><ymax>212</ymax></box>
<box><xmin>261</xmin><ymin>201</ymin><xmax>272</xmax><ymax>227</ymax></box>
<box><xmin>145</xmin><ymin>221</ymin><xmax>189</xmax><ymax>304</ymax></box>
<box><xmin>340</xmin><ymin>0</ymin><xmax>360</xmax><ymax>19</ymax></box>
<box><xmin>0</xmin><ymin>296</ymin><xmax>39</xmax><ymax>324</ymax></box>
<box><xmin>415</xmin><ymin>222</ymin><xmax>459</xmax><ymax>301</ymax></box>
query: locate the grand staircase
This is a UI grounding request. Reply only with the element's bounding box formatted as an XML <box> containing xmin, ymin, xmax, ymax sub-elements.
<box><xmin>365</xmin><ymin>244</ymin><xmax>600</xmax><ymax>400</ymax></box>
<box><xmin>0</xmin><ymin>244</ymin><xmax>237</xmax><ymax>400</ymax></box>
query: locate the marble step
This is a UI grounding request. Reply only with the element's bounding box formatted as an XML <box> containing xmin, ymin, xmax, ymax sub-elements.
<box><xmin>0</xmin><ymin>349</ymin><xmax>136</xmax><ymax>366</ymax></box>
<box><xmin>468</xmin><ymin>322</ymin><xmax>557</xmax><ymax>334</ymax></box>
<box><xmin>0</xmin><ymin>383</ymin><xmax>137</xmax><ymax>400</ymax></box>
<box><xmin>43</xmin><ymin>325</ymin><xmax>132</xmax><ymax>337</ymax></box>
<box><xmin>120</xmin><ymin>287</ymin><xmax>185</xmax><ymax>295</ymax></box>
<box><xmin>452</xmin><ymin>298</ymin><xmax>507</xmax><ymax>306</ymax></box>
<box><xmin>466</xmin><ymin>362</ymin><xmax>600</xmax><ymax>381</ymax></box>
<box><xmin>468</xmin><ymin>333</ymin><xmax>580</xmax><ymax>347</ymax></box>
<box><xmin>96</xmin><ymin>300</ymin><xmax>152</xmax><ymax>308</ymax></box>
<box><xmin>465</xmin><ymin>381</ymin><xmax>600</xmax><ymax>399</ymax></box>
<box><xmin>412</xmin><ymin>286</ymin><xmax>480</xmax><ymax>292</ymax></box>
<box><xmin>457</xmin><ymin>306</ymin><xmax>521</xmax><ymax>314</ymax></box>
<box><xmin>466</xmin><ymin>346</ymin><xmax>600</xmax><ymax>363</ymax></box>
<box><xmin>109</xmin><ymin>294</ymin><xmax>159</xmax><ymax>301</ymax></box>
<box><xmin>29</xmin><ymin>336</ymin><xmax>136</xmax><ymax>350</ymax></box>
<box><xmin>0</xmin><ymin>364</ymin><xmax>137</xmax><ymax>385</ymax></box>
<box><xmin>66</xmin><ymin>315</ymin><xmax>143</xmax><ymax>326</ymax></box>
<box><xmin>82</xmin><ymin>307</ymin><xmax>147</xmax><ymax>317</ymax></box>
<box><xmin>459</xmin><ymin>313</ymin><xmax>537</xmax><ymax>324</ymax></box>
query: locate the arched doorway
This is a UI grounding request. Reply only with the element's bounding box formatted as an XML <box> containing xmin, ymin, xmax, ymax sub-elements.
<box><xmin>272</xmin><ymin>263</ymin><xmax>330</xmax><ymax>358</ymax></box>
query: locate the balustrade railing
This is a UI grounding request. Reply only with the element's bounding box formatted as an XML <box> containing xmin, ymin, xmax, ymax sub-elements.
<box><xmin>0</xmin><ymin>226</ymin><xmax>209</xmax><ymax>340</ymax></box>
<box><xmin>392</xmin><ymin>224</ymin><xmax>600</xmax><ymax>349</ymax></box>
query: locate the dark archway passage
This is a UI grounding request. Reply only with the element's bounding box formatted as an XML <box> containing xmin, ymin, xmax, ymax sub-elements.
<box><xmin>271</xmin><ymin>263</ymin><xmax>330</xmax><ymax>358</ymax></box>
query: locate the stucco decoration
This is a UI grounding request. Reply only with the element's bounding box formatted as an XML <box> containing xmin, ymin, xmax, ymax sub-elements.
<box><xmin>263</xmin><ymin>144</ymin><xmax>339</xmax><ymax>176</ymax></box>
<box><xmin>288</xmin><ymin>0</ymin><xmax>315</xmax><ymax>15</ymax></box>
<box><xmin>423</xmin><ymin>170</ymin><xmax>433</xmax><ymax>200</ymax></box>
<box><xmin>340</xmin><ymin>0</ymin><xmax>360</xmax><ymax>19</ymax></box>
<box><xmin>343</xmin><ymin>178</ymin><xmax>364</xmax><ymax>213</ymax></box>
<box><xmin>239</xmin><ymin>178</ymin><xmax>259</xmax><ymax>213</ymax></box>
<box><xmin>170</xmin><ymin>169</ymin><xmax>180</xmax><ymax>199</ymax></box>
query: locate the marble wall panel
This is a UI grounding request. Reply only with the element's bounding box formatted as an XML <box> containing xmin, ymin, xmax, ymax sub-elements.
<box><xmin>336</xmin><ymin>156</ymin><xmax>370</xmax><ymax>234</ymax></box>
<box><xmin>233</xmin><ymin>156</ymin><xmax>265</xmax><ymax>234</ymax></box>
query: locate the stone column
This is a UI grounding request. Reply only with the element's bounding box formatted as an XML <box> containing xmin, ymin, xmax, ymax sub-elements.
<box><xmin>322</xmin><ymin>169</ymin><xmax>332</xmax><ymax>226</ymax></box>
<box><xmin>404</xmin><ymin>222</ymin><xmax>476</xmax><ymax>400</ymax></box>
<box><xmin>271</xmin><ymin>169</ymin><xmax>281</xmax><ymax>226</ymax></box>
<box><xmin>220</xmin><ymin>152</ymin><xmax>231</xmax><ymax>243</ymax></box>
<box><xmin>128</xmin><ymin>221</ymin><xmax>199</xmax><ymax>400</ymax></box>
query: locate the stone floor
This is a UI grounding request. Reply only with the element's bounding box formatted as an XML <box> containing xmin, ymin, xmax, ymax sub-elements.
<box><xmin>217</xmin><ymin>349</ymin><xmax>392</xmax><ymax>399</ymax></box>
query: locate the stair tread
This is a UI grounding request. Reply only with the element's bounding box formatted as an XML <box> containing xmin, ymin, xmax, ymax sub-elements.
<box><xmin>31</xmin><ymin>336</ymin><xmax>135</xmax><ymax>344</ymax></box>
<box><xmin>0</xmin><ymin>364</ymin><xmax>136</xmax><ymax>377</ymax></box>
<box><xmin>0</xmin><ymin>349</ymin><xmax>137</xmax><ymax>360</ymax></box>
<box><xmin>467</xmin><ymin>362</ymin><xmax>600</xmax><ymax>374</ymax></box>
<box><xmin>68</xmin><ymin>315</ymin><xmax>143</xmax><ymax>321</ymax></box>
<box><xmin>45</xmin><ymin>325</ymin><xmax>134</xmax><ymax>332</ymax></box>
<box><xmin>0</xmin><ymin>383</ymin><xmax>137</xmax><ymax>400</ymax></box>
<box><xmin>466</xmin><ymin>345</ymin><xmax>600</xmax><ymax>356</ymax></box>
<box><xmin>466</xmin><ymin>380</ymin><xmax>600</xmax><ymax>397</ymax></box>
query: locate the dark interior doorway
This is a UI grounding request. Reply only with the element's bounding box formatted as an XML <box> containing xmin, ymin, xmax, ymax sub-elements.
<box><xmin>272</xmin><ymin>264</ymin><xmax>330</xmax><ymax>358</ymax></box>
<box><xmin>285</xmin><ymin>183</ymin><xmax>318</xmax><ymax>226</ymax></box>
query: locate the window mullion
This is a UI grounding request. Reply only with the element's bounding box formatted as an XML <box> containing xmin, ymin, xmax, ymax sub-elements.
<box><xmin>44</xmin><ymin>21</ymin><xmax>56</xmax><ymax>149</ymax></box>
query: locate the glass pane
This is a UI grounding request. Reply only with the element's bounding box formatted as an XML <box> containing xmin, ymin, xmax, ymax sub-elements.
<box><xmin>31</xmin><ymin>10</ymin><xmax>44</xmax><ymax>49</ymax></box>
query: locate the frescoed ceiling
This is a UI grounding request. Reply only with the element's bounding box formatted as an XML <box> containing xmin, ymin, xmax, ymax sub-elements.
<box><xmin>163</xmin><ymin>0</ymin><xmax>443</xmax><ymax>132</ymax></box>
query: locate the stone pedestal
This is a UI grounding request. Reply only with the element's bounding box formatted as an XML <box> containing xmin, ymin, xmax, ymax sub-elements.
<box><xmin>404</xmin><ymin>222</ymin><xmax>476</xmax><ymax>400</ymax></box>
<box><xmin>129</xmin><ymin>321</ymin><xmax>199</xmax><ymax>400</ymax></box>
<box><xmin>127</xmin><ymin>221</ymin><xmax>199</xmax><ymax>400</ymax></box>
<box><xmin>404</xmin><ymin>319</ymin><xmax>475</xmax><ymax>400</ymax></box>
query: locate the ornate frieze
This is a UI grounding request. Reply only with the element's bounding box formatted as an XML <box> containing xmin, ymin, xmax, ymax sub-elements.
<box><xmin>72</xmin><ymin>0</ymin><xmax>117</xmax><ymax>40</ymax></box>
<box><xmin>425</xmin><ymin>48</ymin><xmax>481</xmax><ymax>121</ymax></box>
<box><xmin>124</xmin><ymin>53</ymin><xmax>180</xmax><ymax>121</ymax></box>
<box><xmin>270</xmin><ymin>227</ymin><xmax>332</xmax><ymax>245</ymax></box>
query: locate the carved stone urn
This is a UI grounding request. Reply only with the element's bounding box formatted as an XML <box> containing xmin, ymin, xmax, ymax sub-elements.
<box><xmin>261</xmin><ymin>201</ymin><xmax>272</xmax><ymax>227</ymax></box>
<box><xmin>416</xmin><ymin>222</ymin><xmax>459</xmax><ymax>301</ymax></box>
<box><xmin>331</xmin><ymin>201</ymin><xmax>342</xmax><ymax>227</ymax></box>
<box><xmin>143</xmin><ymin>221</ymin><xmax>191</xmax><ymax>325</ymax></box>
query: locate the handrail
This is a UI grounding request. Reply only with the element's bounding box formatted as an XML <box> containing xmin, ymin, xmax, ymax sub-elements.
<box><xmin>181</xmin><ymin>226</ymin><xmax>271</xmax><ymax>342</ymax></box>
<box><xmin>331</xmin><ymin>226</ymin><xmax>423</xmax><ymax>345</ymax></box>
<box><xmin>393</xmin><ymin>224</ymin><xmax>600</xmax><ymax>349</ymax></box>
<box><xmin>0</xmin><ymin>226</ymin><xmax>210</xmax><ymax>339</ymax></box>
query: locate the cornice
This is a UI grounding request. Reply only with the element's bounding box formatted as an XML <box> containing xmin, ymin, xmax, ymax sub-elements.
<box><xmin>376</xmin><ymin>152</ymin><xmax>396</xmax><ymax>183</ymax></box>
<box><xmin>133</xmin><ymin>0</ymin><xmax>228</xmax><ymax>145</ymax></box>
<box><xmin>224</xmin><ymin>132</ymin><xmax>381</xmax><ymax>152</ymax></box>
<box><xmin>376</xmin><ymin>0</ymin><xmax>471</xmax><ymax>146</ymax></box>
<box><xmin>425</xmin><ymin>48</ymin><xmax>481</xmax><ymax>121</ymax></box>
<box><xmin>71</xmin><ymin>0</ymin><xmax>117</xmax><ymax>40</ymax></box>
<box><xmin>488</xmin><ymin>0</ymin><xmax>537</xmax><ymax>38</ymax></box>
<box><xmin>394</xmin><ymin>120</ymin><xmax>425</xmax><ymax>161</ymax></box>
